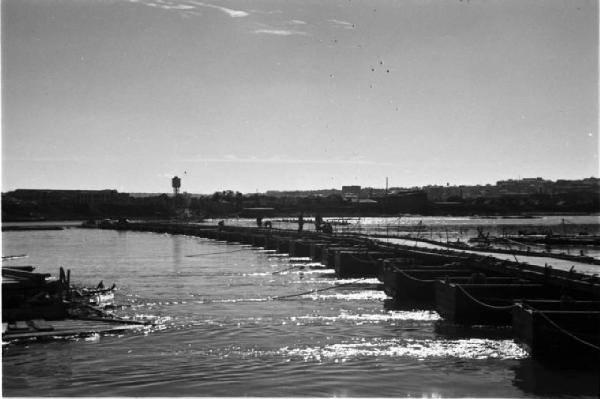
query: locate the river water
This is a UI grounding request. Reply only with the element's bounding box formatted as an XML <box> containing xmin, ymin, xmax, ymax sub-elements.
<box><xmin>2</xmin><ymin>227</ymin><xmax>600</xmax><ymax>397</ymax></box>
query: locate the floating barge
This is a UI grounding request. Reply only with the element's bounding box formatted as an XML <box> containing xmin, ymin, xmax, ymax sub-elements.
<box><xmin>435</xmin><ymin>282</ymin><xmax>554</xmax><ymax>325</ymax></box>
<box><xmin>381</xmin><ymin>259</ymin><xmax>517</xmax><ymax>306</ymax></box>
<box><xmin>512</xmin><ymin>301</ymin><xmax>600</xmax><ymax>365</ymax></box>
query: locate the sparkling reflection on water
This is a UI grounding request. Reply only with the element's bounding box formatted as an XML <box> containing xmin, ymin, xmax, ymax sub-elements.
<box><xmin>2</xmin><ymin>228</ymin><xmax>599</xmax><ymax>397</ymax></box>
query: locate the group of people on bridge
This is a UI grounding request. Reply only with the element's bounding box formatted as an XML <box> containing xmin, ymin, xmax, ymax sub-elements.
<box><xmin>298</xmin><ymin>212</ymin><xmax>333</xmax><ymax>233</ymax></box>
<box><xmin>254</xmin><ymin>213</ymin><xmax>333</xmax><ymax>233</ymax></box>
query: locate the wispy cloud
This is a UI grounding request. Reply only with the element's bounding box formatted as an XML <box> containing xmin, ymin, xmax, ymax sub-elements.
<box><xmin>131</xmin><ymin>0</ymin><xmax>249</xmax><ymax>17</ymax></box>
<box><xmin>188</xmin><ymin>1</ymin><xmax>249</xmax><ymax>17</ymax></box>
<box><xmin>167</xmin><ymin>4</ymin><xmax>196</xmax><ymax>10</ymax></box>
<box><xmin>249</xmin><ymin>9</ymin><xmax>283</xmax><ymax>15</ymax></box>
<box><xmin>286</xmin><ymin>19</ymin><xmax>307</xmax><ymax>25</ymax></box>
<box><xmin>328</xmin><ymin>19</ymin><xmax>355</xmax><ymax>29</ymax></box>
<box><xmin>254</xmin><ymin>29</ymin><xmax>309</xmax><ymax>36</ymax></box>
<box><xmin>129</xmin><ymin>0</ymin><xmax>196</xmax><ymax>11</ymax></box>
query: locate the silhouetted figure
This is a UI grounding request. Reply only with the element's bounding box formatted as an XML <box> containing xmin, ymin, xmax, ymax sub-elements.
<box><xmin>322</xmin><ymin>222</ymin><xmax>333</xmax><ymax>234</ymax></box>
<box><xmin>256</xmin><ymin>216</ymin><xmax>263</xmax><ymax>227</ymax></box>
<box><xmin>97</xmin><ymin>281</ymin><xmax>104</xmax><ymax>290</ymax></box>
<box><xmin>217</xmin><ymin>220</ymin><xmax>225</xmax><ymax>231</ymax></box>
<box><xmin>315</xmin><ymin>213</ymin><xmax>323</xmax><ymax>232</ymax></box>
<box><xmin>298</xmin><ymin>212</ymin><xmax>304</xmax><ymax>232</ymax></box>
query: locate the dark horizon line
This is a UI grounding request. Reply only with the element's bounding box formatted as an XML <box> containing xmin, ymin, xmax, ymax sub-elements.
<box><xmin>3</xmin><ymin>175</ymin><xmax>599</xmax><ymax>196</ymax></box>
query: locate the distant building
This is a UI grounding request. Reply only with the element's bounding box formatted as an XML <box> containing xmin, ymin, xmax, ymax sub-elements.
<box><xmin>264</xmin><ymin>189</ymin><xmax>340</xmax><ymax>198</ymax></box>
<box><xmin>342</xmin><ymin>185</ymin><xmax>361</xmax><ymax>200</ymax></box>
<box><xmin>421</xmin><ymin>185</ymin><xmax>464</xmax><ymax>201</ymax></box>
<box><xmin>496</xmin><ymin>177</ymin><xmax>551</xmax><ymax>195</ymax></box>
<box><xmin>420</xmin><ymin>177</ymin><xmax>600</xmax><ymax>201</ymax></box>
<box><xmin>7</xmin><ymin>189</ymin><xmax>130</xmax><ymax>204</ymax></box>
<box><xmin>378</xmin><ymin>190</ymin><xmax>428</xmax><ymax>213</ymax></box>
<box><xmin>553</xmin><ymin>177</ymin><xmax>600</xmax><ymax>194</ymax></box>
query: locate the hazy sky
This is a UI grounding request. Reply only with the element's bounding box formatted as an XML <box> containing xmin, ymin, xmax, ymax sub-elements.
<box><xmin>2</xmin><ymin>0</ymin><xmax>598</xmax><ymax>194</ymax></box>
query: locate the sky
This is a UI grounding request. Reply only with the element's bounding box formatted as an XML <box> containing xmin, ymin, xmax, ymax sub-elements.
<box><xmin>2</xmin><ymin>0</ymin><xmax>598</xmax><ymax>194</ymax></box>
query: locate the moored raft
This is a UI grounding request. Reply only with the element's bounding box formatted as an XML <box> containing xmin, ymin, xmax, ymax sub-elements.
<box><xmin>309</xmin><ymin>242</ymin><xmax>333</xmax><ymax>261</ymax></box>
<box><xmin>435</xmin><ymin>282</ymin><xmax>553</xmax><ymax>325</ymax></box>
<box><xmin>240</xmin><ymin>233</ymin><xmax>254</xmax><ymax>245</ymax></box>
<box><xmin>201</xmin><ymin>229</ymin><xmax>218</xmax><ymax>240</ymax></box>
<box><xmin>383</xmin><ymin>248</ymin><xmax>466</xmax><ymax>266</ymax></box>
<box><xmin>274</xmin><ymin>236</ymin><xmax>292</xmax><ymax>253</ymax></box>
<box><xmin>380</xmin><ymin>258</ymin><xmax>471</xmax><ymax>295</ymax></box>
<box><xmin>218</xmin><ymin>230</ymin><xmax>243</xmax><ymax>243</ymax></box>
<box><xmin>289</xmin><ymin>239</ymin><xmax>321</xmax><ymax>257</ymax></box>
<box><xmin>264</xmin><ymin>235</ymin><xmax>282</xmax><ymax>250</ymax></box>
<box><xmin>321</xmin><ymin>245</ymin><xmax>364</xmax><ymax>267</ymax></box>
<box><xmin>251</xmin><ymin>234</ymin><xmax>267</xmax><ymax>247</ymax></box>
<box><xmin>382</xmin><ymin>265</ymin><xmax>515</xmax><ymax>305</ymax></box>
<box><xmin>333</xmin><ymin>250</ymin><xmax>396</xmax><ymax>278</ymax></box>
<box><xmin>512</xmin><ymin>301</ymin><xmax>600</xmax><ymax>365</ymax></box>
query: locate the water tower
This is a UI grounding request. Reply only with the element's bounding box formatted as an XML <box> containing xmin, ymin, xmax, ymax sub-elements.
<box><xmin>172</xmin><ymin>176</ymin><xmax>181</xmax><ymax>196</ymax></box>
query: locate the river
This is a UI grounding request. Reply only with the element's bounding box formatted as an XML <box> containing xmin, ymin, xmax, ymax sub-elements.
<box><xmin>2</xmin><ymin>226</ymin><xmax>599</xmax><ymax>397</ymax></box>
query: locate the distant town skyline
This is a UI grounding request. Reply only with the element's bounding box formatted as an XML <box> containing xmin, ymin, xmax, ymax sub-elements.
<box><xmin>2</xmin><ymin>0</ymin><xmax>598</xmax><ymax>194</ymax></box>
<box><xmin>4</xmin><ymin>175</ymin><xmax>598</xmax><ymax>197</ymax></box>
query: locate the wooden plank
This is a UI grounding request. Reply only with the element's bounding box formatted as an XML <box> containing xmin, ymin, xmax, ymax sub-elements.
<box><xmin>3</xmin><ymin>322</ymin><xmax>143</xmax><ymax>339</ymax></box>
<box><xmin>2</xmin><ymin>268</ymin><xmax>49</xmax><ymax>279</ymax></box>
<box><xmin>29</xmin><ymin>319</ymin><xmax>54</xmax><ymax>331</ymax></box>
<box><xmin>9</xmin><ymin>321</ymin><xmax>32</xmax><ymax>331</ymax></box>
<box><xmin>1</xmin><ymin>265</ymin><xmax>34</xmax><ymax>271</ymax></box>
<box><xmin>2</xmin><ymin>277</ymin><xmax>25</xmax><ymax>284</ymax></box>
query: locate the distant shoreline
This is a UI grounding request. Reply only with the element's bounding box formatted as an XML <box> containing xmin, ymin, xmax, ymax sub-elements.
<box><xmin>2</xmin><ymin>212</ymin><xmax>599</xmax><ymax>224</ymax></box>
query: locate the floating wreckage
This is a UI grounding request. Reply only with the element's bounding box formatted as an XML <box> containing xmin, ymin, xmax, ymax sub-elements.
<box><xmin>2</xmin><ymin>264</ymin><xmax>148</xmax><ymax>342</ymax></box>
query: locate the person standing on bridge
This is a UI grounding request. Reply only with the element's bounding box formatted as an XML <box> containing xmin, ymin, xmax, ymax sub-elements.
<box><xmin>315</xmin><ymin>213</ymin><xmax>323</xmax><ymax>232</ymax></box>
<box><xmin>298</xmin><ymin>212</ymin><xmax>304</xmax><ymax>232</ymax></box>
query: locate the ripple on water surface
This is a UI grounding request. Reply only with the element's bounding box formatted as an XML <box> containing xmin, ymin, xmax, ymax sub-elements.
<box><xmin>3</xmin><ymin>227</ymin><xmax>600</xmax><ymax>398</ymax></box>
<box><xmin>278</xmin><ymin>337</ymin><xmax>528</xmax><ymax>362</ymax></box>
